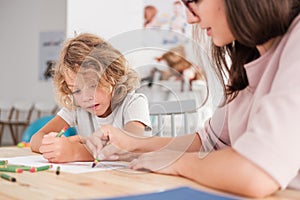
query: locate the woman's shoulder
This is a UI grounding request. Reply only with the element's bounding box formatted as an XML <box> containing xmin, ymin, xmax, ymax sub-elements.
<box><xmin>283</xmin><ymin>14</ymin><xmax>300</xmax><ymax>42</ymax></box>
<box><xmin>274</xmin><ymin>14</ymin><xmax>300</xmax><ymax>57</ymax></box>
<box><xmin>289</xmin><ymin>14</ymin><xmax>300</xmax><ymax>31</ymax></box>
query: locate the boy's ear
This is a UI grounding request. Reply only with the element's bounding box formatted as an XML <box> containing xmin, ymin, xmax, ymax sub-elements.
<box><xmin>156</xmin><ymin>57</ymin><xmax>162</xmax><ymax>62</ymax></box>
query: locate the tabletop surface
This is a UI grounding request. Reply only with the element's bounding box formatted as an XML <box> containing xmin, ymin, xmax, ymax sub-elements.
<box><xmin>0</xmin><ymin>147</ymin><xmax>299</xmax><ymax>200</ymax></box>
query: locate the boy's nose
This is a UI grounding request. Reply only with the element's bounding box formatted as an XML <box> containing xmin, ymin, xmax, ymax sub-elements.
<box><xmin>82</xmin><ymin>89</ymin><xmax>94</xmax><ymax>102</ymax></box>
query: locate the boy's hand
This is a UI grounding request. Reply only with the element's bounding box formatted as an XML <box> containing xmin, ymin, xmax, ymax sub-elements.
<box><xmin>39</xmin><ymin>132</ymin><xmax>77</xmax><ymax>163</ymax></box>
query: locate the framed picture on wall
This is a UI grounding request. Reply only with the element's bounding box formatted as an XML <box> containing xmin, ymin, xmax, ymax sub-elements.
<box><xmin>143</xmin><ymin>0</ymin><xmax>191</xmax><ymax>45</ymax></box>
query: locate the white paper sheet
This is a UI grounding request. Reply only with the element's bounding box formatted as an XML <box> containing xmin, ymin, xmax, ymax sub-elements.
<box><xmin>0</xmin><ymin>155</ymin><xmax>128</xmax><ymax>174</ymax></box>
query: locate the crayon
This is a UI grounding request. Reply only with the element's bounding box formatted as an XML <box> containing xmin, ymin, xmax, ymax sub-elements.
<box><xmin>91</xmin><ymin>141</ymin><xmax>110</xmax><ymax>168</ymax></box>
<box><xmin>91</xmin><ymin>159</ymin><xmax>99</xmax><ymax>168</ymax></box>
<box><xmin>17</xmin><ymin>142</ymin><xmax>30</xmax><ymax>148</ymax></box>
<box><xmin>56</xmin><ymin>126</ymin><xmax>68</xmax><ymax>137</ymax></box>
<box><xmin>0</xmin><ymin>173</ymin><xmax>16</xmax><ymax>182</ymax></box>
<box><xmin>0</xmin><ymin>167</ymin><xmax>23</xmax><ymax>173</ymax></box>
<box><xmin>0</xmin><ymin>160</ymin><xmax>8</xmax><ymax>165</ymax></box>
<box><xmin>30</xmin><ymin>165</ymin><xmax>53</xmax><ymax>173</ymax></box>
<box><xmin>2</xmin><ymin>164</ymin><xmax>33</xmax><ymax>171</ymax></box>
<box><xmin>56</xmin><ymin>166</ymin><xmax>60</xmax><ymax>175</ymax></box>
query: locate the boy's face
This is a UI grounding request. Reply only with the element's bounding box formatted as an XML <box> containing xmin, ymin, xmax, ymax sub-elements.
<box><xmin>65</xmin><ymin>69</ymin><xmax>113</xmax><ymax>117</ymax></box>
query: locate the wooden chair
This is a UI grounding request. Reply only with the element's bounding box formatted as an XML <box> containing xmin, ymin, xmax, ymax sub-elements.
<box><xmin>34</xmin><ymin>102</ymin><xmax>58</xmax><ymax>119</ymax></box>
<box><xmin>0</xmin><ymin>102</ymin><xmax>34</xmax><ymax>145</ymax></box>
<box><xmin>149</xmin><ymin>99</ymin><xmax>197</xmax><ymax>137</ymax></box>
<box><xmin>0</xmin><ymin>101</ymin><xmax>14</xmax><ymax>145</ymax></box>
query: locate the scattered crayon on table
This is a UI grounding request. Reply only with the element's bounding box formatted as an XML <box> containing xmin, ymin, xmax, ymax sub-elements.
<box><xmin>0</xmin><ymin>164</ymin><xmax>32</xmax><ymax>171</ymax></box>
<box><xmin>12</xmin><ymin>165</ymin><xmax>34</xmax><ymax>171</ymax></box>
<box><xmin>56</xmin><ymin>166</ymin><xmax>60</xmax><ymax>175</ymax></box>
<box><xmin>17</xmin><ymin>141</ymin><xmax>30</xmax><ymax>148</ymax></box>
<box><xmin>30</xmin><ymin>165</ymin><xmax>53</xmax><ymax>173</ymax></box>
<box><xmin>0</xmin><ymin>167</ymin><xmax>23</xmax><ymax>173</ymax></box>
<box><xmin>0</xmin><ymin>173</ymin><xmax>16</xmax><ymax>182</ymax></box>
<box><xmin>0</xmin><ymin>160</ymin><xmax>8</xmax><ymax>165</ymax></box>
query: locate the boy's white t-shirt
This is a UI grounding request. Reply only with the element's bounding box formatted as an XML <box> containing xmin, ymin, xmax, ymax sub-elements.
<box><xmin>57</xmin><ymin>92</ymin><xmax>152</xmax><ymax>136</ymax></box>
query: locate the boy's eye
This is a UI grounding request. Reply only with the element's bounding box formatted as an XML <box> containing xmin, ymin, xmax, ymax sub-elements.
<box><xmin>90</xmin><ymin>84</ymin><xmax>97</xmax><ymax>89</ymax></box>
<box><xmin>72</xmin><ymin>89</ymin><xmax>81</xmax><ymax>95</ymax></box>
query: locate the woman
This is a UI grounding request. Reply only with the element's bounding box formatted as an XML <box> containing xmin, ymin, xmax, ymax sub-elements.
<box><xmin>86</xmin><ymin>0</ymin><xmax>300</xmax><ymax>197</ymax></box>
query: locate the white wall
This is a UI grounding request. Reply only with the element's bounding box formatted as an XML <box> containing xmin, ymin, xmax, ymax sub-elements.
<box><xmin>66</xmin><ymin>0</ymin><xmax>143</xmax><ymax>39</ymax></box>
<box><xmin>0</xmin><ymin>0</ymin><xmax>66</xmax><ymax>145</ymax></box>
<box><xmin>0</xmin><ymin>0</ymin><xmax>66</xmax><ymax>104</ymax></box>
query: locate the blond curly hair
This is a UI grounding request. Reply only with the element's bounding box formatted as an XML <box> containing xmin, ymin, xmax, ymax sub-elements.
<box><xmin>53</xmin><ymin>33</ymin><xmax>140</xmax><ymax>110</ymax></box>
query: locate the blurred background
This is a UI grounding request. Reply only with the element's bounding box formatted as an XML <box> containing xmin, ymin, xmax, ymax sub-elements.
<box><xmin>0</xmin><ymin>0</ymin><xmax>214</xmax><ymax>146</ymax></box>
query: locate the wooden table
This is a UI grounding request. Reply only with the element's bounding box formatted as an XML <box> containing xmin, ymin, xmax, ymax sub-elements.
<box><xmin>0</xmin><ymin>147</ymin><xmax>299</xmax><ymax>200</ymax></box>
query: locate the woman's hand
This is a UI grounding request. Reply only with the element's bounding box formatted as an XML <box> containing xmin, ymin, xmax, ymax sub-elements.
<box><xmin>85</xmin><ymin>125</ymin><xmax>141</xmax><ymax>161</ymax></box>
<box><xmin>39</xmin><ymin>132</ymin><xmax>79</xmax><ymax>163</ymax></box>
<box><xmin>129</xmin><ymin>149</ymin><xmax>183</xmax><ymax>175</ymax></box>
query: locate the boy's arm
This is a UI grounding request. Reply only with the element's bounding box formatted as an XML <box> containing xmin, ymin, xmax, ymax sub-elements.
<box><xmin>71</xmin><ymin>142</ymin><xmax>94</xmax><ymax>161</ymax></box>
<box><xmin>124</xmin><ymin>121</ymin><xmax>146</xmax><ymax>136</ymax></box>
<box><xmin>30</xmin><ymin>115</ymin><xmax>69</xmax><ymax>153</ymax></box>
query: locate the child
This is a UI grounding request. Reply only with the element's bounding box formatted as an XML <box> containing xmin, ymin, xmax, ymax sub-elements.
<box><xmin>30</xmin><ymin>33</ymin><xmax>152</xmax><ymax>163</ymax></box>
<box><xmin>85</xmin><ymin>0</ymin><xmax>300</xmax><ymax>198</ymax></box>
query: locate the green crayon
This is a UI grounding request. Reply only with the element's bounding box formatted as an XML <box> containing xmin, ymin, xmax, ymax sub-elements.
<box><xmin>30</xmin><ymin>165</ymin><xmax>52</xmax><ymax>173</ymax></box>
<box><xmin>2</xmin><ymin>164</ymin><xmax>33</xmax><ymax>171</ymax></box>
<box><xmin>56</xmin><ymin>126</ymin><xmax>68</xmax><ymax>137</ymax></box>
<box><xmin>0</xmin><ymin>173</ymin><xmax>16</xmax><ymax>182</ymax></box>
<box><xmin>0</xmin><ymin>167</ymin><xmax>23</xmax><ymax>173</ymax></box>
<box><xmin>0</xmin><ymin>160</ymin><xmax>8</xmax><ymax>165</ymax></box>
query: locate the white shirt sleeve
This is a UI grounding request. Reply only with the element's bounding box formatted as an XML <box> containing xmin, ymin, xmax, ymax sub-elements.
<box><xmin>57</xmin><ymin>107</ymin><xmax>76</xmax><ymax>126</ymax></box>
<box><xmin>123</xmin><ymin>93</ymin><xmax>152</xmax><ymax>131</ymax></box>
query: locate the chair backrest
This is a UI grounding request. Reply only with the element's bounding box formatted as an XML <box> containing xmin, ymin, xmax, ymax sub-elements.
<box><xmin>0</xmin><ymin>101</ymin><xmax>13</xmax><ymax>122</ymax></box>
<box><xmin>10</xmin><ymin>102</ymin><xmax>34</xmax><ymax>124</ymax></box>
<box><xmin>34</xmin><ymin>102</ymin><xmax>58</xmax><ymax>119</ymax></box>
<box><xmin>149</xmin><ymin>99</ymin><xmax>197</xmax><ymax>137</ymax></box>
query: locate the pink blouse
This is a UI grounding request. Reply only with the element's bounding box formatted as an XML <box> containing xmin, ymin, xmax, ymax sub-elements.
<box><xmin>198</xmin><ymin>14</ymin><xmax>300</xmax><ymax>190</ymax></box>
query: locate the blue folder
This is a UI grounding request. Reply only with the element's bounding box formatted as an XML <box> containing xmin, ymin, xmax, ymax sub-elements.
<box><xmin>100</xmin><ymin>187</ymin><xmax>241</xmax><ymax>200</ymax></box>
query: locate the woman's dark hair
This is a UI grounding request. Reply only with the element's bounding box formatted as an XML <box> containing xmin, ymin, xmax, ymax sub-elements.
<box><xmin>212</xmin><ymin>0</ymin><xmax>300</xmax><ymax>103</ymax></box>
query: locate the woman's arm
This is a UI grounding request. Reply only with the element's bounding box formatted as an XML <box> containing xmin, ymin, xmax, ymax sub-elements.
<box><xmin>131</xmin><ymin>147</ymin><xmax>279</xmax><ymax>198</ymax></box>
<box><xmin>30</xmin><ymin>115</ymin><xmax>69</xmax><ymax>153</ymax></box>
<box><xmin>178</xmin><ymin>148</ymin><xmax>279</xmax><ymax>197</ymax></box>
<box><xmin>92</xmin><ymin>125</ymin><xmax>202</xmax><ymax>160</ymax></box>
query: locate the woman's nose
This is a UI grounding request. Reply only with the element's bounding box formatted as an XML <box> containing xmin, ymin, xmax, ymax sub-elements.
<box><xmin>185</xmin><ymin>8</ymin><xmax>200</xmax><ymax>24</ymax></box>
